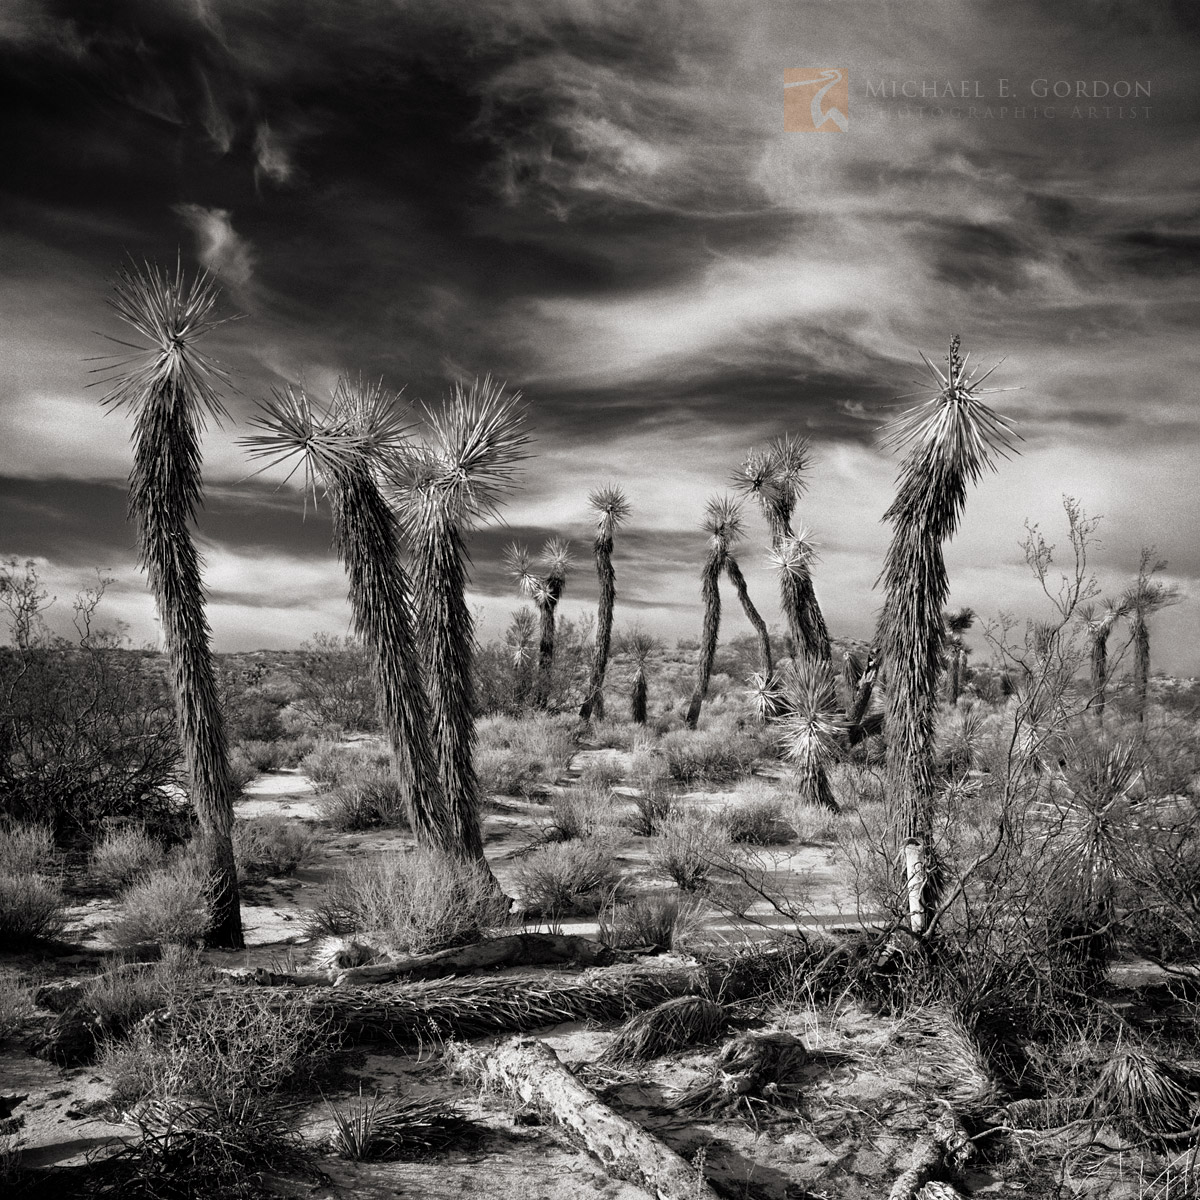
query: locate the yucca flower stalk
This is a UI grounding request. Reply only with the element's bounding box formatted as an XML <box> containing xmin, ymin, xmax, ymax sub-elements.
<box><xmin>685</xmin><ymin>495</ymin><xmax>742</xmax><ymax>729</ymax></box>
<box><xmin>1122</xmin><ymin>548</ymin><xmax>1180</xmax><ymax>722</ymax></box>
<box><xmin>878</xmin><ymin>336</ymin><xmax>1016</xmax><ymax>862</ymax></box>
<box><xmin>398</xmin><ymin>377</ymin><xmax>529</xmax><ymax>864</ymax></box>
<box><xmin>733</xmin><ymin>435</ymin><xmax>830</xmax><ymax>662</ymax></box>
<box><xmin>579</xmin><ymin>484</ymin><xmax>631</xmax><ymax>722</ymax></box>
<box><xmin>507</xmin><ymin>538</ymin><xmax>572</xmax><ymax>709</ymax></box>
<box><xmin>94</xmin><ymin>260</ymin><xmax>244</xmax><ymax>948</ymax></box>
<box><xmin>777</xmin><ymin>659</ymin><xmax>841</xmax><ymax>810</ymax></box>
<box><xmin>942</xmin><ymin>607</ymin><xmax>976</xmax><ymax>704</ymax></box>
<box><xmin>242</xmin><ymin>379</ymin><xmax>447</xmax><ymax>852</ymax></box>
<box><xmin>1079</xmin><ymin>599</ymin><xmax>1126</xmax><ymax>720</ymax></box>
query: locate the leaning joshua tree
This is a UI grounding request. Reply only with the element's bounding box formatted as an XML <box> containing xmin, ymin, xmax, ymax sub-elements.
<box><xmin>733</xmin><ymin>435</ymin><xmax>830</xmax><ymax>662</ymax></box>
<box><xmin>243</xmin><ymin>379</ymin><xmax>450</xmax><ymax>854</ymax></box>
<box><xmin>685</xmin><ymin>495</ymin><xmax>745</xmax><ymax>729</ymax></box>
<box><xmin>1080</xmin><ymin>598</ymin><xmax>1127</xmax><ymax>720</ymax></box>
<box><xmin>399</xmin><ymin>377</ymin><xmax>529</xmax><ymax>862</ymax></box>
<box><xmin>777</xmin><ymin>658</ymin><xmax>841</xmax><ymax>810</ymax></box>
<box><xmin>1122</xmin><ymin>547</ymin><xmax>1180</xmax><ymax>722</ymax></box>
<box><xmin>96</xmin><ymin>260</ymin><xmax>243</xmax><ymax>948</ymax></box>
<box><xmin>579</xmin><ymin>484</ymin><xmax>631</xmax><ymax>722</ymax></box>
<box><xmin>507</xmin><ymin>538</ymin><xmax>573</xmax><ymax>709</ymax></box>
<box><xmin>942</xmin><ymin>607</ymin><xmax>976</xmax><ymax>704</ymax></box>
<box><xmin>877</xmin><ymin>335</ymin><xmax>1016</xmax><ymax>932</ymax></box>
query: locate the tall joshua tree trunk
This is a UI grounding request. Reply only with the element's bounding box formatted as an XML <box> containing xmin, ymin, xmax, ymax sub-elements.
<box><xmin>877</xmin><ymin>336</ymin><xmax>1015</xmax><ymax>931</ymax></box>
<box><xmin>508</xmin><ymin>540</ymin><xmax>572</xmax><ymax>711</ymax></box>
<box><xmin>403</xmin><ymin>377</ymin><xmax>528</xmax><ymax>865</ymax></box>
<box><xmin>245</xmin><ymin>381</ymin><xmax>449</xmax><ymax>853</ymax></box>
<box><xmin>685</xmin><ymin>496</ymin><xmax>741</xmax><ymax>729</ymax></box>
<box><xmin>943</xmin><ymin>607</ymin><xmax>975</xmax><ymax>705</ymax></box>
<box><xmin>580</xmin><ymin>485</ymin><xmax>631</xmax><ymax>722</ymax></box>
<box><xmin>733</xmin><ymin>435</ymin><xmax>830</xmax><ymax>663</ymax></box>
<box><xmin>100</xmin><ymin>261</ymin><xmax>243</xmax><ymax>948</ymax></box>
<box><xmin>1123</xmin><ymin>548</ymin><xmax>1179</xmax><ymax>724</ymax></box>
<box><xmin>1083</xmin><ymin>600</ymin><xmax>1124</xmax><ymax>720</ymax></box>
<box><xmin>725</xmin><ymin>555</ymin><xmax>772</xmax><ymax>678</ymax></box>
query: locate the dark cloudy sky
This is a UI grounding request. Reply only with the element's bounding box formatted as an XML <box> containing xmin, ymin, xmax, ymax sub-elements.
<box><xmin>2</xmin><ymin>0</ymin><xmax>1198</xmax><ymax>674</ymax></box>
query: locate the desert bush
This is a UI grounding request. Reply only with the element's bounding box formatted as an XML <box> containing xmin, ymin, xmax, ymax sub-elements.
<box><xmin>658</xmin><ymin>727</ymin><xmax>762</xmax><ymax>784</ymax></box>
<box><xmin>321</xmin><ymin>769</ymin><xmax>408</xmax><ymax>831</ymax></box>
<box><xmin>721</xmin><ymin>795</ymin><xmax>794</xmax><ymax>845</ymax></box>
<box><xmin>515</xmin><ymin>837</ymin><xmax>627</xmax><ymax>916</ymax></box>
<box><xmin>579</xmin><ymin>756</ymin><xmax>624</xmax><ymax>789</ymax></box>
<box><xmin>651</xmin><ymin>809</ymin><xmax>729</xmax><ymax>891</ymax></box>
<box><xmin>626</xmin><ymin>781</ymin><xmax>676</xmax><ymax>837</ymax></box>
<box><xmin>600</xmin><ymin>892</ymin><xmax>705</xmax><ymax>951</ymax></box>
<box><xmin>83</xmin><ymin>946</ymin><xmax>213</xmax><ymax>1033</ymax></box>
<box><xmin>234</xmin><ymin>738</ymin><xmax>291</xmax><ymax>774</ymax></box>
<box><xmin>109</xmin><ymin>856</ymin><xmax>212</xmax><ymax>949</ymax></box>
<box><xmin>233</xmin><ymin>815</ymin><xmax>316</xmax><ymax>878</ymax></box>
<box><xmin>308</xmin><ymin>848</ymin><xmax>505</xmax><ymax>952</ymax></box>
<box><xmin>0</xmin><ymin>972</ymin><xmax>34</xmax><ymax>1043</ymax></box>
<box><xmin>0</xmin><ymin>873</ymin><xmax>66</xmax><ymax>947</ymax></box>
<box><xmin>588</xmin><ymin>718</ymin><xmax>643</xmax><ymax>752</ymax></box>
<box><xmin>476</xmin><ymin>713</ymin><xmax>576</xmax><ymax>782</ymax></box>
<box><xmin>699</xmin><ymin>877</ymin><xmax>759</xmax><ymax>919</ymax></box>
<box><xmin>544</xmin><ymin>785</ymin><xmax>613</xmax><ymax>841</ymax></box>
<box><xmin>788</xmin><ymin>802</ymin><xmax>845</xmax><ymax>845</ymax></box>
<box><xmin>90</xmin><ymin>826</ymin><xmax>166</xmax><ymax>888</ymax></box>
<box><xmin>302</xmin><ymin>740</ymin><xmax>389</xmax><ymax>787</ymax></box>
<box><xmin>0</xmin><ymin>822</ymin><xmax>57</xmax><ymax>876</ymax></box>
<box><xmin>288</xmin><ymin>632</ymin><xmax>378</xmax><ymax>733</ymax></box>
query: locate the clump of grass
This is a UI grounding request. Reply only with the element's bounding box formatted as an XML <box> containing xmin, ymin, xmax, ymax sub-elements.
<box><xmin>579</xmin><ymin>757</ymin><xmax>624</xmax><ymax>790</ymax></box>
<box><xmin>82</xmin><ymin>947</ymin><xmax>214</xmax><ymax>1037</ymax></box>
<box><xmin>321</xmin><ymin>769</ymin><xmax>409</xmax><ymax>831</ymax></box>
<box><xmin>603</xmin><ymin>996</ymin><xmax>726</xmax><ymax>1063</ymax></box>
<box><xmin>475</xmin><ymin>714</ymin><xmax>576</xmax><ymax>794</ymax></box>
<box><xmin>626</xmin><ymin>780</ymin><xmax>676</xmax><ymax>838</ymax></box>
<box><xmin>302</xmin><ymin>741</ymin><xmax>389</xmax><ymax>787</ymax></box>
<box><xmin>599</xmin><ymin>892</ymin><xmax>706</xmax><ymax>951</ymax></box>
<box><xmin>0</xmin><ymin>972</ymin><xmax>34</xmax><ymax>1044</ymax></box>
<box><xmin>658</xmin><ymin>727</ymin><xmax>761</xmax><ymax>784</ymax></box>
<box><xmin>721</xmin><ymin>796</ymin><xmax>794</xmax><ymax>846</ymax></box>
<box><xmin>0</xmin><ymin>823</ymin><xmax>57</xmax><ymax>876</ymax></box>
<box><xmin>109</xmin><ymin>856</ymin><xmax>212</xmax><ymax>949</ymax></box>
<box><xmin>325</xmin><ymin>1088</ymin><xmax>469</xmax><ymax>1160</ymax></box>
<box><xmin>514</xmin><ymin>837</ymin><xmax>627</xmax><ymax>917</ymax></box>
<box><xmin>1087</xmin><ymin>1046</ymin><xmax>1198</xmax><ymax>1137</ymax></box>
<box><xmin>788</xmin><ymin>801</ymin><xmax>845</xmax><ymax>845</ymax></box>
<box><xmin>233</xmin><ymin>815</ymin><xmax>316</xmax><ymax>878</ymax></box>
<box><xmin>0</xmin><ymin>874</ymin><xmax>66</xmax><ymax>948</ymax></box>
<box><xmin>543</xmin><ymin>785</ymin><xmax>612</xmax><ymax>841</ymax></box>
<box><xmin>306</xmin><ymin>848</ymin><xmax>506</xmax><ymax>953</ymax></box>
<box><xmin>90</xmin><ymin>826</ymin><xmax>167</xmax><ymax>889</ymax></box>
<box><xmin>651</xmin><ymin>810</ymin><xmax>729</xmax><ymax>891</ymax></box>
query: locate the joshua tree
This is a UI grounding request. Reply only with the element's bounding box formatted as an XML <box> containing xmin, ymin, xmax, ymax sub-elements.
<box><xmin>505</xmin><ymin>606</ymin><xmax>538</xmax><ymax>708</ymax></box>
<box><xmin>726</xmin><ymin>551</ymin><xmax>773</xmax><ymax>681</ymax></box>
<box><xmin>507</xmin><ymin>539</ymin><xmax>573</xmax><ymax>709</ymax></box>
<box><xmin>943</xmin><ymin>607</ymin><xmax>976</xmax><ymax>704</ymax></box>
<box><xmin>243</xmin><ymin>379</ymin><xmax>449</xmax><ymax>854</ymax></box>
<box><xmin>733</xmin><ymin>434</ymin><xmax>830</xmax><ymax>662</ymax></box>
<box><xmin>620</xmin><ymin>628</ymin><xmax>658</xmax><ymax>724</ymax></box>
<box><xmin>399</xmin><ymin>377</ymin><xmax>529</xmax><ymax>862</ymax></box>
<box><xmin>777</xmin><ymin>658</ymin><xmax>840</xmax><ymax>810</ymax></box>
<box><xmin>579</xmin><ymin>484</ymin><xmax>631</xmax><ymax>722</ymax></box>
<box><xmin>685</xmin><ymin>495</ymin><xmax>743</xmax><ymax>729</ymax></box>
<box><xmin>97</xmin><ymin>260</ymin><xmax>243</xmax><ymax>948</ymax></box>
<box><xmin>1080</xmin><ymin>598</ymin><xmax>1127</xmax><ymax>720</ymax></box>
<box><xmin>1123</xmin><ymin>548</ymin><xmax>1181</xmax><ymax>721</ymax></box>
<box><xmin>877</xmin><ymin>335</ymin><xmax>1015</xmax><ymax>926</ymax></box>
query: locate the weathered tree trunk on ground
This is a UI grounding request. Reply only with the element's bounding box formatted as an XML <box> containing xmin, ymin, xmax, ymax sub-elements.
<box><xmin>453</xmin><ymin>1037</ymin><xmax>721</xmax><ymax>1200</ymax></box>
<box><xmin>887</xmin><ymin>1110</ymin><xmax>971</xmax><ymax>1200</ymax></box>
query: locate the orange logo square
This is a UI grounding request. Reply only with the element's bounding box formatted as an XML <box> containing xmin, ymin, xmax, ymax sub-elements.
<box><xmin>785</xmin><ymin>69</ymin><xmax>849</xmax><ymax>131</ymax></box>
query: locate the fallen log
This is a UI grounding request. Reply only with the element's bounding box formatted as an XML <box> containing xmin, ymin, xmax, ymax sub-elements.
<box><xmin>452</xmin><ymin>1036</ymin><xmax>720</xmax><ymax>1200</ymax></box>
<box><xmin>887</xmin><ymin>1109</ymin><xmax>972</xmax><ymax>1200</ymax></box>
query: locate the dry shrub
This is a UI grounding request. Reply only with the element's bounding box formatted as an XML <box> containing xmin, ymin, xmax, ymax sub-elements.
<box><xmin>787</xmin><ymin>801</ymin><xmax>845</xmax><ymax>845</ymax></box>
<box><xmin>579</xmin><ymin>756</ymin><xmax>624</xmax><ymax>789</ymax></box>
<box><xmin>302</xmin><ymin>741</ymin><xmax>389</xmax><ymax>786</ymax></box>
<box><xmin>233</xmin><ymin>815</ymin><xmax>316</xmax><ymax>878</ymax></box>
<box><xmin>0</xmin><ymin>822</ymin><xmax>57</xmax><ymax>876</ymax></box>
<box><xmin>84</xmin><ymin>947</ymin><xmax>214</xmax><ymax>1032</ymax></box>
<box><xmin>722</xmin><ymin>796</ymin><xmax>794</xmax><ymax>845</ymax></box>
<box><xmin>0</xmin><ymin>874</ymin><xmax>66</xmax><ymax>947</ymax></box>
<box><xmin>109</xmin><ymin>856</ymin><xmax>212</xmax><ymax>949</ymax></box>
<box><xmin>476</xmin><ymin>713</ymin><xmax>577</xmax><ymax>794</ymax></box>
<box><xmin>321</xmin><ymin>770</ymin><xmax>408</xmax><ymax>831</ymax></box>
<box><xmin>599</xmin><ymin>891</ymin><xmax>705</xmax><ymax>951</ymax></box>
<box><xmin>1087</xmin><ymin>1046</ymin><xmax>1198</xmax><ymax>1138</ymax></box>
<box><xmin>0</xmin><ymin>972</ymin><xmax>34</xmax><ymax>1043</ymax></box>
<box><xmin>515</xmin><ymin>837</ymin><xmax>627</xmax><ymax>917</ymax></box>
<box><xmin>308</xmin><ymin>848</ymin><xmax>506</xmax><ymax>953</ymax></box>
<box><xmin>678</xmin><ymin>1030</ymin><xmax>809</xmax><ymax>1117</ymax></box>
<box><xmin>651</xmin><ymin>809</ymin><xmax>730</xmax><ymax>891</ymax></box>
<box><xmin>90</xmin><ymin>826</ymin><xmax>167</xmax><ymax>889</ymax></box>
<box><xmin>544</xmin><ymin>785</ymin><xmax>612</xmax><ymax>841</ymax></box>
<box><xmin>699</xmin><ymin>877</ymin><xmax>759</xmax><ymax>919</ymax></box>
<box><xmin>658</xmin><ymin>726</ymin><xmax>762</xmax><ymax>783</ymax></box>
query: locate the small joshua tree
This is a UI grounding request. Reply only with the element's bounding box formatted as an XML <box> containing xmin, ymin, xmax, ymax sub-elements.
<box><xmin>1122</xmin><ymin>547</ymin><xmax>1180</xmax><ymax>722</ymax></box>
<box><xmin>505</xmin><ymin>607</ymin><xmax>538</xmax><ymax>709</ymax></box>
<box><xmin>243</xmin><ymin>379</ymin><xmax>449</xmax><ymax>853</ymax></box>
<box><xmin>399</xmin><ymin>377</ymin><xmax>529</xmax><ymax>863</ymax></box>
<box><xmin>777</xmin><ymin>659</ymin><xmax>841</xmax><ymax>810</ymax></box>
<box><xmin>733</xmin><ymin>434</ymin><xmax>830</xmax><ymax>662</ymax></box>
<box><xmin>580</xmin><ymin>484</ymin><xmax>631</xmax><ymax>722</ymax></box>
<box><xmin>877</xmin><ymin>335</ymin><xmax>1016</xmax><ymax>928</ymax></box>
<box><xmin>96</xmin><ymin>260</ymin><xmax>243</xmax><ymax>948</ymax></box>
<box><xmin>943</xmin><ymin>607</ymin><xmax>976</xmax><ymax>704</ymax></box>
<box><xmin>620</xmin><ymin>628</ymin><xmax>658</xmax><ymax>724</ymax></box>
<box><xmin>1079</xmin><ymin>598</ymin><xmax>1127</xmax><ymax>720</ymax></box>
<box><xmin>507</xmin><ymin>538</ymin><xmax>573</xmax><ymax>709</ymax></box>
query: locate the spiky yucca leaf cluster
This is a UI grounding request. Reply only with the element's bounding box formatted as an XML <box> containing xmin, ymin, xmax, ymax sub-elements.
<box><xmin>777</xmin><ymin>659</ymin><xmax>841</xmax><ymax>810</ymax></box>
<box><xmin>97</xmin><ymin>259</ymin><xmax>243</xmax><ymax>948</ymax></box>
<box><xmin>878</xmin><ymin>336</ymin><xmax>1016</xmax><ymax>844</ymax></box>
<box><xmin>400</xmin><ymin>378</ymin><xmax>528</xmax><ymax>861</ymax></box>
<box><xmin>242</xmin><ymin>379</ymin><xmax>446</xmax><ymax>853</ymax></box>
<box><xmin>734</xmin><ymin>435</ymin><xmax>830</xmax><ymax>662</ymax></box>
<box><xmin>580</xmin><ymin>483</ymin><xmax>631</xmax><ymax>721</ymax></box>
